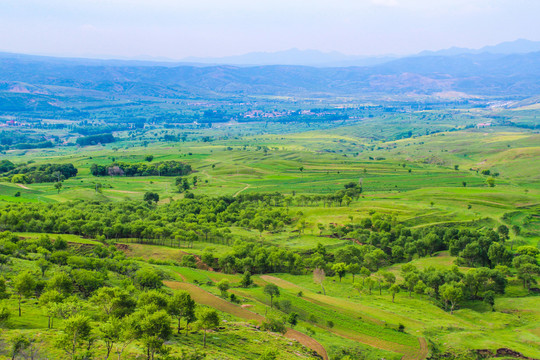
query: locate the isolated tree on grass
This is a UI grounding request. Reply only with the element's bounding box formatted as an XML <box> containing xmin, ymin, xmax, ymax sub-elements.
<box><xmin>168</xmin><ymin>291</ymin><xmax>196</xmax><ymax>334</ymax></box>
<box><xmin>217</xmin><ymin>279</ymin><xmax>230</xmax><ymax>298</ymax></box>
<box><xmin>13</xmin><ymin>271</ymin><xmax>37</xmax><ymax>317</ymax></box>
<box><xmin>332</xmin><ymin>262</ymin><xmax>347</xmax><ymax>282</ymax></box>
<box><xmin>197</xmin><ymin>308</ymin><xmax>220</xmax><ymax>347</ymax></box>
<box><xmin>390</xmin><ymin>284</ymin><xmax>400</xmax><ymax>303</ymax></box>
<box><xmin>54</xmin><ymin>182</ymin><xmax>63</xmax><ymax>193</ymax></box>
<box><xmin>264</xmin><ymin>284</ymin><xmax>280</xmax><ymax>308</ymax></box>
<box><xmin>313</xmin><ymin>268</ymin><xmax>326</xmax><ymax>295</ymax></box>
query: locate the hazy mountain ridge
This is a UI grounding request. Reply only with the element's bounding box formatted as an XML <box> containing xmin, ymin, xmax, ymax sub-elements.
<box><xmin>1</xmin><ymin>49</ymin><xmax>540</xmax><ymax>98</ymax></box>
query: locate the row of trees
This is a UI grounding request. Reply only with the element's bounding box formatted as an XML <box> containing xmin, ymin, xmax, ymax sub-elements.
<box><xmin>4</xmin><ymin>163</ymin><xmax>78</xmax><ymax>184</ymax></box>
<box><xmin>90</xmin><ymin>160</ymin><xmax>192</xmax><ymax>177</ymax></box>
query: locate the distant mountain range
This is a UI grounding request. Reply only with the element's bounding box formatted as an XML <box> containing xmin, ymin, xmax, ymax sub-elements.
<box><xmin>180</xmin><ymin>39</ymin><xmax>540</xmax><ymax>67</ymax></box>
<box><xmin>1</xmin><ymin>39</ymin><xmax>540</xmax><ymax>99</ymax></box>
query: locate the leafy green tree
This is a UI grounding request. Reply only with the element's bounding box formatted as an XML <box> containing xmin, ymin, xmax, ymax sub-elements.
<box><xmin>168</xmin><ymin>291</ymin><xmax>196</xmax><ymax>334</ymax></box>
<box><xmin>364</xmin><ymin>277</ymin><xmax>375</xmax><ymax>295</ymax></box>
<box><xmin>197</xmin><ymin>308</ymin><xmax>220</xmax><ymax>347</ymax></box>
<box><xmin>144</xmin><ymin>192</ymin><xmax>160</xmax><ymax>203</ymax></box>
<box><xmin>240</xmin><ymin>271</ymin><xmax>253</xmax><ymax>288</ymax></box>
<box><xmin>135</xmin><ymin>269</ymin><xmax>163</xmax><ymax>290</ymax></box>
<box><xmin>347</xmin><ymin>263</ymin><xmax>361</xmax><ymax>283</ymax></box>
<box><xmin>47</xmin><ymin>272</ymin><xmax>74</xmax><ymax>297</ymax></box>
<box><xmin>54</xmin><ymin>182</ymin><xmax>63</xmax><ymax>193</ymax></box>
<box><xmin>131</xmin><ymin>308</ymin><xmax>172</xmax><ymax>360</ymax></box>
<box><xmin>414</xmin><ymin>280</ymin><xmax>426</xmax><ymax>296</ymax></box>
<box><xmin>97</xmin><ymin>317</ymin><xmax>122</xmax><ymax>360</ymax></box>
<box><xmin>217</xmin><ymin>279</ymin><xmax>230</xmax><ymax>298</ymax></box>
<box><xmin>359</xmin><ymin>267</ymin><xmax>371</xmax><ymax>285</ymax></box>
<box><xmin>287</xmin><ymin>312</ymin><xmax>299</xmax><ymax>328</ymax></box>
<box><xmin>517</xmin><ymin>263</ymin><xmax>540</xmax><ymax>292</ymax></box>
<box><xmin>263</xmin><ymin>284</ymin><xmax>280</xmax><ymax>308</ymax></box>
<box><xmin>36</xmin><ymin>258</ymin><xmax>50</xmax><ymax>277</ymax></box>
<box><xmin>483</xmin><ymin>290</ymin><xmax>495</xmax><ymax>311</ymax></box>
<box><xmin>440</xmin><ymin>282</ymin><xmax>464</xmax><ymax>314</ymax></box>
<box><xmin>90</xmin><ymin>287</ymin><xmax>136</xmax><ymax>319</ymax></box>
<box><xmin>332</xmin><ymin>263</ymin><xmax>347</xmax><ymax>282</ymax></box>
<box><xmin>56</xmin><ymin>314</ymin><xmax>93</xmax><ymax>360</ymax></box>
<box><xmin>13</xmin><ymin>271</ymin><xmax>37</xmax><ymax>317</ymax></box>
<box><xmin>390</xmin><ymin>284</ymin><xmax>400</xmax><ymax>303</ymax></box>
<box><xmin>9</xmin><ymin>335</ymin><xmax>31</xmax><ymax>360</ymax></box>
<box><xmin>39</xmin><ymin>290</ymin><xmax>63</xmax><ymax>329</ymax></box>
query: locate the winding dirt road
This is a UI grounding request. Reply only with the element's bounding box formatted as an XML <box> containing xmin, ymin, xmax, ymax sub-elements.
<box><xmin>164</xmin><ymin>280</ymin><xmax>328</xmax><ymax>360</ymax></box>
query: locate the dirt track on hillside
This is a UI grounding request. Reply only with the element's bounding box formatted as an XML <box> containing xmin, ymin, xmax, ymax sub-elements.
<box><xmin>164</xmin><ymin>280</ymin><xmax>328</xmax><ymax>360</ymax></box>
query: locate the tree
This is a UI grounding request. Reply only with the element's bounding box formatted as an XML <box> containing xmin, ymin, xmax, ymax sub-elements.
<box><xmin>13</xmin><ymin>271</ymin><xmax>37</xmax><ymax>317</ymax></box>
<box><xmin>313</xmin><ymin>268</ymin><xmax>326</xmax><ymax>295</ymax></box>
<box><xmin>440</xmin><ymin>282</ymin><xmax>463</xmax><ymax>314</ymax></box>
<box><xmin>347</xmin><ymin>263</ymin><xmax>361</xmax><ymax>283</ymax></box>
<box><xmin>240</xmin><ymin>271</ymin><xmax>253</xmax><ymax>288</ymax></box>
<box><xmin>486</xmin><ymin>177</ymin><xmax>495</xmax><ymax>187</ymax></box>
<box><xmin>332</xmin><ymin>263</ymin><xmax>347</xmax><ymax>282</ymax></box>
<box><xmin>39</xmin><ymin>290</ymin><xmax>63</xmax><ymax>329</ymax></box>
<box><xmin>144</xmin><ymin>192</ymin><xmax>160</xmax><ymax>203</ymax></box>
<box><xmin>517</xmin><ymin>263</ymin><xmax>540</xmax><ymax>292</ymax></box>
<box><xmin>145</xmin><ymin>155</ymin><xmax>154</xmax><ymax>162</ymax></box>
<box><xmin>168</xmin><ymin>291</ymin><xmax>196</xmax><ymax>334</ymax></box>
<box><xmin>364</xmin><ymin>277</ymin><xmax>375</xmax><ymax>295</ymax></box>
<box><xmin>197</xmin><ymin>308</ymin><xmax>220</xmax><ymax>347</ymax></box>
<box><xmin>359</xmin><ymin>267</ymin><xmax>371</xmax><ymax>285</ymax></box>
<box><xmin>36</xmin><ymin>258</ymin><xmax>50</xmax><ymax>277</ymax></box>
<box><xmin>131</xmin><ymin>308</ymin><xmax>172</xmax><ymax>360</ymax></box>
<box><xmin>483</xmin><ymin>290</ymin><xmax>495</xmax><ymax>311</ymax></box>
<box><xmin>90</xmin><ymin>287</ymin><xmax>136</xmax><ymax>319</ymax></box>
<box><xmin>414</xmin><ymin>280</ymin><xmax>426</xmax><ymax>296</ymax></box>
<box><xmin>287</xmin><ymin>312</ymin><xmax>299</xmax><ymax>328</ymax></box>
<box><xmin>9</xmin><ymin>335</ymin><xmax>31</xmax><ymax>360</ymax></box>
<box><xmin>135</xmin><ymin>269</ymin><xmax>163</xmax><ymax>290</ymax></box>
<box><xmin>217</xmin><ymin>279</ymin><xmax>230</xmax><ymax>298</ymax></box>
<box><xmin>57</xmin><ymin>314</ymin><xmax>93</xmax><ymax>360</ymax></box>
<box><xmin>263</xmin><ymin>284</ymin><xmax>280</xmax><ymax>308</ymax></box>
<box><xmin>97</xmin><ymin>317</ymin><xmax>122</xmax><ymax>360</ymax></box>
<box><xmin>54</xmin><ymin>182</ymin><xmax>63</xmax><ymax>193</ymax></box>
<box><xmin>390</xmin><ymin>284</ymin><xmax>400</xmax><ymax>303</ymax></box>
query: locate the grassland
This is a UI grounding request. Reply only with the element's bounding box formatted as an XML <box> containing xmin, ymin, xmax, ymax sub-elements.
<box><xmin>0</xmin><ymin>112</ymin><xmax>539</xmax><ymax>360</ymax></box>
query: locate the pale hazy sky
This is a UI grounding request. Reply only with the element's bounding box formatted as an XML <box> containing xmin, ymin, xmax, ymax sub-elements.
<box><xmin>0</xmin><ymin>0</ymin><xmax>539</xmax><ymax>59</ymax></box>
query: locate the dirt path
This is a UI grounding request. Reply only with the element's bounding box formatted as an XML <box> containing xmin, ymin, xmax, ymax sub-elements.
<box><xmin>164</xmin><ymin>281</ymin><xmax>328</xmax><ymax>360</ymax></box>
<box><xmin>233</xmin><ymin>183</ymin><xmax>251</xmax><ymax>197</ymax></box>
<box><xmin>16</xmin><ymin>183</ymin><xmax>31</xmax><ymax>190</ymax></box>
<box><xmin>411</xmin><ymin>337</ymin><xmax>429</xmax><ymax>360</ymax></box>
<box><xmin>260</xmin><ymin>275</ymin><xmax>428</xmax><ymax>360</ymax></box>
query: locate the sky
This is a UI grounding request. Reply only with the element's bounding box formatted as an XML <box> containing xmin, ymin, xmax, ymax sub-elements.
<box><xmin>0</xmin><ymin>0</ymin><xmax>539</xmax><ymax>59</ymax></box>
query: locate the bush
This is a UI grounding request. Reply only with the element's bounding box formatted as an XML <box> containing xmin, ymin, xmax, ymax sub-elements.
<box><xmin>261</xmin><ymin>317</ymin><xmax>286</xmax><ymax>334</ymax></box>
